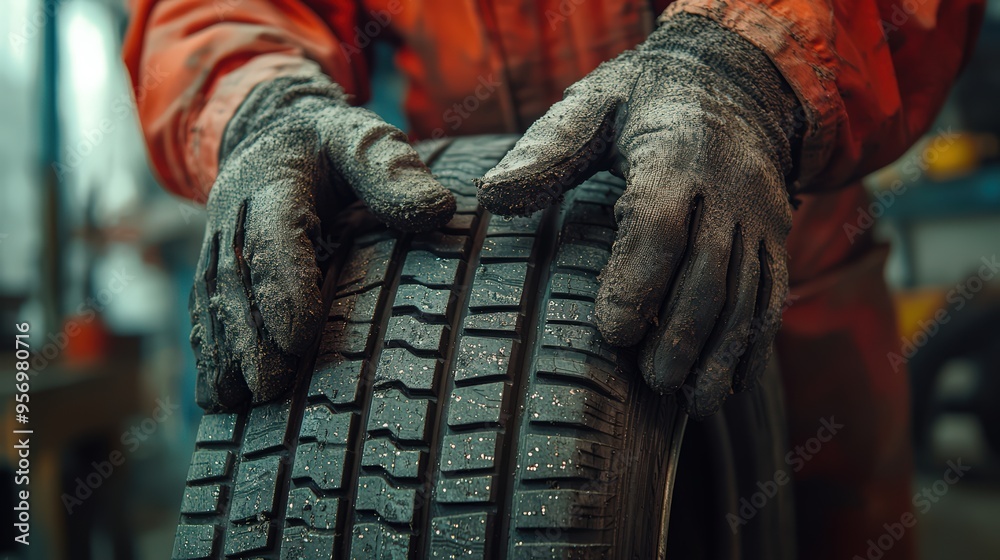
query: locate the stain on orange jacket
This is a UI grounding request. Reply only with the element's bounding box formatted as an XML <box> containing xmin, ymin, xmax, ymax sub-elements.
<box><xmin>122</xmin><ymin>0</ymin><xmax>984</xmax><ymax>202</ymax></box>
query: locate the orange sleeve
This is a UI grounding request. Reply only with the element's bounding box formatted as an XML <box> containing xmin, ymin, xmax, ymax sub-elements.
<box><xmin>661</xmin><ymin>0</ymin><xmax>985</xmax><ymax>192</ymax></box>
<box><xmin>122</xmin><ymin>0</ymin><xmax>369</xmax><ymax>202</ymax></box>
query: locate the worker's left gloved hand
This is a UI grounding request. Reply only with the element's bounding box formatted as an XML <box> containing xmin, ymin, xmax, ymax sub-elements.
<box><xmin>477</xmin><ymin>13</ymin><xmax>801</xmax><ymax>418</ymax></box>
<box><xmin>189</xmin><ymin>74</ymin><xmax>455</xmax><ymax>411</ymax></box>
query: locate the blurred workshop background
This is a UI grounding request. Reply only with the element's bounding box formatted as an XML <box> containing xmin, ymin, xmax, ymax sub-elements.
<box><xmin>0</xmin><ymin>0</ymin><xmax>999</xmax><ymax>559</ymax></box>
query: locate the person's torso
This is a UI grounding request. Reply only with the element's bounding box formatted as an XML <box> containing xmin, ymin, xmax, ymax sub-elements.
<box><xmin>361</xmin><ymin>0</ymin><xmax>672</xmax><ymax>138</ymax></box>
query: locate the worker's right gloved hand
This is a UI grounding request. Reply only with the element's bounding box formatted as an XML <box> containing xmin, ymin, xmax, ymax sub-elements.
<box><xmin>477</xmin><ymin>14</ymin><xmax>800</xmax><ymax>418</ymax></box>
<box><xmin>189</xmin><ymin>75</ymin><xmax>456</xmax><ymax>411</ymax></box>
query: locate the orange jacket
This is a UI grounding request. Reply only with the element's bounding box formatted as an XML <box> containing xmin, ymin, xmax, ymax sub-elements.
<box><xmin>123</xmin><ymin>0</ymin><xmax>984</xmax><ymax>202</ymax></box>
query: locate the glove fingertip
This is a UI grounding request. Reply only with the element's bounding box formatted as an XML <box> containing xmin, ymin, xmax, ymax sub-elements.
<box><xmin>594</xmin><ymin>289</ymin><xmax>651</xmax><ymax>347</ymax></box>
<box><xmin>476</xmin><ymin>176</ymin><xmax>559</xmax><ymax>217</ymax></box>
<box><xmin>637</xmin><ymin>335</ymin><xmax>687</xmax><ymax>395</ymax></box>
<box><xmin>381</xmin><ymin>184</ymin><xmax>457</xmax><ymax>233</ymax></box>
<box><xmin>679</xmin><ymin>388</ymin><xmax>727</xmax><ymax>420</ymax></box>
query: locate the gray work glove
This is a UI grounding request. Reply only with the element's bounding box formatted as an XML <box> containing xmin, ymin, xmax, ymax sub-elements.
<box><xmin>190</xmin><ymin>75</ymin><xmax>455</xmax><ymax>411</ymax></box>
<box><xmin>477</xmin><ymin>14</ymin><xmax>801</xmax><ymax>418</ymax></box>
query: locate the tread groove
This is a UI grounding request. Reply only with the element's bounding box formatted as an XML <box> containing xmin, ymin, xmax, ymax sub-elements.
<box><xmin>417</xmin><ymin>207</ymin><xmax>493</xmax><ymax>557</ymax></box>
<box><xmin>338</xmin><ymin>232</ymin><xmax>411</xmax><ymax>558</ymax></box>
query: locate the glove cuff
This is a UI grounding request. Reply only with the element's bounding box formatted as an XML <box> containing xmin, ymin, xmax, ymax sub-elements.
<box><xmin>220</xmin><ymin>74</ymin><xmax>350</xmax><ymax>165</ymax></box>
<box><xmin>648</xmin><ymin>12</ymin><xmax>803</xmax><ymax>187</ymax></box>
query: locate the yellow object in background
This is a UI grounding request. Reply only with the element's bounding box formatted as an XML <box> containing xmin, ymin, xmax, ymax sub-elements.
<box><xmin>924</xmin><ymin>133</ymin><xmax>980</xmax><ymax>181</ymax></box>
<box><xmin>894</xmin><ymin>288</ymin><xmax>947</xmax><ymax>341</ymax></box>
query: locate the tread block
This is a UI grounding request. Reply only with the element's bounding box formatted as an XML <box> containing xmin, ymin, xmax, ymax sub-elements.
<box><xmin>411</xmin><ymin>231</ymin><xmax>468</xmax><ymax>257</ymax></box>
<box><xmin>280</xmin><ymin>526</ymin><xmax>336</xmax><ymax>560</ymax></box>
<box><xmin>542</xmin><ymin>324</ymin><xmax>617</xmax><ymax>364</ymax></box>
<box><xmin>241</xmin><ymin>399</ymin><xmax>290</xmax><ymax>456</ymax></box>
<box><xmin>514</xmin><ymin>489</ymin><xmax>612</xmax><ymax>530</ymax></box>
<box><xmin>393</xmin><ymin>284</ymin><xmax>452</xmax><ymax>318</ymax></box>
<box><xmin>286</xmin><ymin>487</ymin><xmax>339</xmax><ymax>529</ymax></box>
<box><xmin>520</xmin><ymin>435</ymin><xmax>612</xmax><ymax>480</ymax></box>
<box><xmin>454</xmin><ymin>337</ymin><xmax>513</xmax><ymax>383</ymax></box>
<box><xmin>309</xmin><ymin>358</ymin><xmax>365</xmax><ymax>405</ymax></box>
<box><xmin>292</xmin><ymin>442</ymin><xmax>348</xmax><ymax>491</ymax></box>
<box><xmin>440</xmin><ymin>432</ymin><xmax>499</xmax><ymax>473</ymax></box>
<box><xmin>435</xmin><ymin>134</ymin><xmax>517</xmax><ymax>161</ymax></box>
<box><xmin>549</xmin><ymin>273</ymin><xmax>600</xmax><ymax>300</ymax></box>
<box><xmin>453</xmin><ymin>193</ymin><xmax>479</xmax><ymax>213</ymax></box>
<box><xmin>435</xmin><ymin>166</ymin><xmax>491</xmax><ymax>187</ymax></box>
<box><xmin>180</xmin><ymin>484</ymin><xmax>222</xmax><ymax>515</ymax></box>
<box><xmin>385</xmin><ymin>316</ymin><xmax>447</xmax><ymax>354</ymax></box>
<box><xmin>435</xmin><ymin>475</ymin><xmax>493</xmax><ymax>503</ymax></box>
<box><xmin>400</xmin><ymin>252</ymin><xmax>461</xmax><ymax>287</ymax></box>
<box><xmin>351</xmin><ymin>522</ymin><xmax>410</xmax><ymax>560</ymax></box>
<box><xmin>172</xmin><ymin>524</ymin><xmax>217</xmax><ymax>560</ymax></box>
<box><xmin>318</xmin><ymin>320</ymin><xmax>372</xmax><ymax>358</ymax></box>
<box><xmin>329</xmin><ymin>286</ymin><xmax>381</xmax><ymax>321</ymax></box>
<box><xmin>194</xmin><ymin>414</ymin><xmax>238</xmax><ymax>445</ymax></box>
<box><xmin>546</xmin><ymin>299</ymin><xmax>596</xmax><ymax>325</ymax></box>
<box><xmin>561</xmin><ymin>223</ymin><xmax>615</xmax><ymax>248</ymax></box>
<box><xmin>480</xmin><ymin>236</ymin><xmax>535</xmax><ymax>261</ymax></box>
<box><xmin>362</xmin><ymin>437</ymin><xmax>424</xmax><ymax>480</ymax></box>
<box><xmin>337</xmin><ymin>239</ymin><xmax>396</xmax><ymax>294</ymax></box>
<box><xmin>534</xmin><ymin>354</ymin><xmax>627</xmax><ymax>402</ymax></box>
<box><xmin>356</xmin><ymin>475</ymin><xmax>417</xmax><ymax>524</ymax></box>
<box><xmin>300</xmin><ymin>403</ymin><xmax>352</xmax><ymax>444</ymax></box>
<box><xmin>564</xmin><ymin>201</ymin><xmax>615</xmax><ymax>228</ymax></box>
<box><xmin>375</xmin><ymin>348</ymin><xmax>439</xmax><ymax>393</ymax></box>
<box><xmin>555</xmin><ymin>244</ymin><xmax>609</xmax><ymax>275</ymax></box>
<box><xmin>441</xmin><ymin>213</ymin><xmax>476</xmax><ymax>234</ymax></box>
<box><xmin>367</xmin><ymin>389</ymin><xmax>432</xmax><ymax>443</ymax></box>
<box><xmin>186</xmin><ymin>450</ymin><xmax>232</xmax><ymax>483</ymax></box>
<box><xmin>527</xmin><ymin>385</ymin><xmax>622</xmax><ymax>437</ymax></box>
<box><xmin>447</xmin><ymin>382</ymin><xmax>505</xmax><ymax>428</ymax></box>
<box><xmin>430</xmin><ymin>513</ymin><xmax>490</xmax><ymax>559</ymax></box>
<box><xmin>575</xmin><ymin>173</ymin><xmax>623</xmax><ymax>197</ymax></box>
<box><xmin>229</xmin><ymin>455</ymin><xmax>283</xmax><ymax>522</ymax></box>
<box><xmin>487</xmin><ymin>214</ymin><xmax>543</xmax><ymax>236</ymax></box>
<box><xmin>224</xmin><ymin>520</ymin><xmax>273</xmax><ymax>556</ymax></box>
<box><xmin>469</xmin><ymin>263</ymin><xmax>528</xmax><ymax>310</ymax></box>
<box><xmin>462</xmin><ymin>311</ymin><xmax>521</xmax><ymax>333</ymax></box>
<box><xmin>413</xmin><ymin>137</ymin><xmax>452</xmax><ymax>162</ymax></box>
<box><xmin>511</xmin><ymin>543</ymin><xmax>612</xmax><ymax>559</ymax></box>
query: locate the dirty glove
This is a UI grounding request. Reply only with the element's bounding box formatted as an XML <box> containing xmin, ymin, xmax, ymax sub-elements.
<box><xmin>477</xmin><ymin>13</ymin><xmax>800</xmax><ymax>418</ymax></box>
<box><xmin>190</xmin><ymin>74</ymin><xmax>456</xmax><ymax>410</ymax></box>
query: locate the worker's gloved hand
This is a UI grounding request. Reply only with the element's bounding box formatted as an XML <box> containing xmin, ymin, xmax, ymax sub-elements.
<box><xmin>477</xmin><ymin>14</ymin><xmax>801</xmax><ymax>418</ymax></box>
<box><xmin>190</xmin><ymin>75</ymin><xmax>455</xmax><ymax>411</ymax></box>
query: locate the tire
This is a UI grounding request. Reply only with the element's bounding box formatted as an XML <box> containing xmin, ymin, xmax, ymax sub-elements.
<box><xmin>172</xmin><ymin>135</ymin><xmax>794</xmax><ymax>560</ymax></box>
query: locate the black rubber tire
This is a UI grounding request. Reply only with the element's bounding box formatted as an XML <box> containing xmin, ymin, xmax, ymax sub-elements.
<box><xmin>171</xmin><ymin>135</ymin><xmax>794</xmax><ymax>560</ymax></box>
